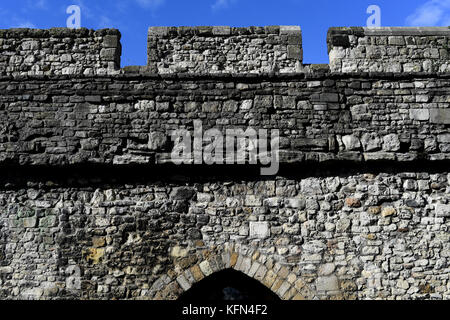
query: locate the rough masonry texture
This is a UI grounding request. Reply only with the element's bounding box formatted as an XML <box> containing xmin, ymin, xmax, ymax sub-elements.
<box><xmin>0</xmin><ymin>28</ymin><xmax>121</xmax><ymax>76</ymax></box>
<box><xmin>0</xmin><ymin>26</ymin><xmax>449</xmax><ymax>300</ymax></box>
<box><xmin>147</xmin><ymin>26</ymin><xmax>303</xmax><ymax>74</ymax></box>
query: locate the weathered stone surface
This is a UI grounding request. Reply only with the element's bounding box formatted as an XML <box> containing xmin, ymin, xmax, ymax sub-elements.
<box><xmin>435</xmin><ymin>204</ymin><xmax>450</xmax><ymax>217</ymax></box>
<box><xmin>0</xmin><ymin>28</ymin><xmax>121</xmax><ymax>76</ymax></box>
<box><xmin>0</xmin><ymin>25</ymin><xmax>449</xmax><ymax>302</ymax></box>
<box><xmin>316</xmin><ymin>275</ymin><xmax>339</xmax><ymax>292</ymax></box>
<box><xmin>409</xmin><ymin>109</ymin><xmax>430</xmax><ymax>121</ymax></box>
<box><xmin>249</xmin><ymin>222</ymin><xmax>270</xmax><ymax>239</ymax></box>
<box><xmin>381</xmin><ymin>206</ymin><xmax>397</xmax><ymax>217</ymax></box>
<box><xmin>328</xmin><ymin>27</ymin><xmax>450</xmax><ymax>73</ymax></box>
<box><xmin>342</xmin><ymin>135</ymin><xmax>361</xmax><ymax>151</ymax></box>
<box><xmin>430</xmin><ymin>109</ymin><xmax>450</xmax><ymax>124</ymax></box>
<box><xmin>361</xmin><ymin>133</ymin><xmax>382</xmax><ymax>152</ymax></box>
<box><xmin>148</xmin><ymin>25</ymin><xmax>303</xmax><ymax>74</ymax></box>
<box><xmin>383</xmin><ymin>134</ymin><xmax>401</xmax><ymax>152</ymax></box>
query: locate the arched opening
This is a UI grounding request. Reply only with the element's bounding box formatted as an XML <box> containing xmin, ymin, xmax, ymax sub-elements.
<box><xmin>178</xmin><ymin>269</ymin><xmax>281</xmax><ymax>301</ymax></box>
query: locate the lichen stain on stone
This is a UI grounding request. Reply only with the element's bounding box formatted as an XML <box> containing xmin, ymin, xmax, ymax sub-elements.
<box><xmin>170</xmin><ymin>246</ymin><xmax>188</xmax><ymax>258</ymax></box>
<box><xmin>83</xmin><ymin>248</ymin><xmax>105</xmax><ymax>264</ymax></box>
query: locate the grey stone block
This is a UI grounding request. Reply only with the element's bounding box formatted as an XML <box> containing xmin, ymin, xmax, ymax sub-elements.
<box><xmin>103</xmin><ymin>35</ymin><xmax>119</xmax><ymax>48</ymax></box>
<box><xmin>212</xmin><ymin>26</ymin><xmax>231</xmax><ymax>36</ymax></box>
<box><xmin>287</xmin><ymin>45</ymin><xmax>302</xmax><ymax>60</ymax></box>
<box><xmin>410</xmin><ymin>109</ymin><xmax>430</xmax><ymax>121</ymax></box>
<box><xmin>280</xmin><ymin>26</ymin><xmax>301</xmax><ymax>35</ymax></box>
<box><xmin>342</xmin><ymin>135</ymin><xmax>361</xmax><ymax>151</ymax></box>
<box><xmin>438</xmin><ymin>134</ymin><xmax>450</xmax><ymax>143</ymax></box>
<box><xmin>100</xmin><ymin>48</ymin><xmax>117</xmax><ymax>61</ymax></box>
<box><xmin>435</xmin><ymin>204</ymin><xmax>450</xmax><ymax>217</ymax></box>
<box><xmin>148</xmin><ymin>26</ymin><xmax>169</xmax><ymax>36</ymax></box>
<box><xmin>249</xmin><ymin>222</ymin><xmax>270</xmax><ymax>239</ymax></box>
<box><xmin>316</xmin><ymin>275</ymin><xmax>339</xmax><ymax>292</ymax></box>
<box><xmin>430</xmin><ymin>109</ymin><xmax>450</xmax><ymax>124</ymax></box>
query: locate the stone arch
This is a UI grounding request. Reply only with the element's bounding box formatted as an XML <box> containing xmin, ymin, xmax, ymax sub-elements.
<box><xmin>178</xmin><ymin>268</ymin><xmax>281</xmax><ymax>301</ymax></box>
<box><xmin>149</xmin><ymin>246</ymin><xmax>315</xmax><ymax>300</ymax></box>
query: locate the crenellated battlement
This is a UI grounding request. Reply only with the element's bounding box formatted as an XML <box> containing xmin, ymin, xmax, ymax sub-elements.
<box><xmin>1</xmin><ymin>26</ymin><xmax>450</xmax><ymax>76</ymax></box>
<box><xmin>0</xmin><ymin>28</ymin><xmax>121</xmax><ymax>76</ymax></box>
<box><xmin>147</xmin><ymin>25</ymin><xmax>303</xmax><ymax>74</ymax></box>
<box><xmin>328</xmin><ymin>27</ymin><xmax>450</xmax><ymax>73</ymax></box>
<box><xmin>0</xmin><ymin>26</ymin><xmax>449</xmax><ymax>301</ymax></box>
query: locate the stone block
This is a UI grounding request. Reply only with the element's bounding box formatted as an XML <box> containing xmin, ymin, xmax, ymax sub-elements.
<box><xmin>388</xmin><ymin>36</ymin><xmax>405</xmax><ymax>45</ymax></box>
<box><xmin>435</xmin><ymin>204</ymin><xmax>450</xmax><ymax>217</ymax></box>
<box><xmin>170</xmin><ymin>187</ymin><xmax>195</xmax><ymax>200</ymax></box>
<box><xmin>100</xmin><ymin>48</ymin><xmax>117</xmax><ymax>61</ymax></box>
<box><xmin>383</xmin><ymin>134</ymin><xmax>401</xmax><ymax>152</ymax></box>
<box><xmin>148</xmin><ymin>131</ymin><xmax>168</xmax><ymax>151</ymax></box>
<box><xmin>437</xmin><ymin>134</ymin><xmax>450</xmax><ymax>143</ymax></box>
<box><xmin>23</xmin><ymin>217</ymin><xmax>37</xmax><ymax>228</ymax></box>
<box><xmin>249</xmin><ymin>222</ymin><xmax>270</xmax><ymax>239</ymax></box>
<box><xmin>212</xmin><ymin>26</ymin><xmax>231</xmax><ymax>36</ymax></box>
<box><xmin>361</xmin><ymin>133</ymin><xmax>382</xmax><ymax>152</ymax></box>
<box><xmin>176</xmin><ymin>274</ymin><xmax>191</xmax><ymax>291</ymax></box>
<box><xmin>199</xmin><ymin>261</ymin><xmax>213</xmax><ymax>277</ymax></box>
<box><xmin>342</xmin><ymin>135</ymin><xmax>361</xmax><ymax>151</ymax></box>
<box><xmin>430</xmin><ymin>109</ymin><xmax>450</xmax><ymax>124</ymax></box>
<box><xmin>148</xmin><ymin>26</ymin><xmax>169</xmax><ymax>36</ymax></box>
<box><xmin>103</xmin><ymin>35</ymin><xmax>120</xmax><ymax>48</ymax></box>
<box><xmin>409</xmin><ymin>109</ymin><xmax>430</xmax><ymax>121</ymax></box>
<box><xmin>287</xmin><ymin>45</ymin><xmax>302</xmax><ymax>60</ymax></box>
<box><xmin>316</xmin><ymin>275</ymin><xmax>339</xmax><ymax>292</ymax></box>
<box><xmin>280</xmin><ymin>26</ymin><xmax>301</xmax><ymax>35</ymax></box>
<box><xmin>318</xmin><ymin>263</ymin><xmax>336</xmax><ymax>276</ymax></box>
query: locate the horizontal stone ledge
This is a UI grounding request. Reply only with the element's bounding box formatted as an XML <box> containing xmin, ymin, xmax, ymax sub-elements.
<box><xmin>3</xmin><ymin>71</ymin><xmax>450</xmax><ymax>82</ymax></box>
<box><xmin>148</xmin><ymin>25</ymin><xmax>301</xmax><ymax>37</ymax></box>
<box><xmin>363</xmin><ymin>26</ymin><xmax>450</xmax><ymax>36</ymax></box>
<box><xmin>327</xmin><ymin>26</ymin><xmax>450</xmax><ymax>37</ymax></box>
<box><xmin>0</xmin><ymin>27</ymin><xmax>121</xmax><ymax>38</ymax></box>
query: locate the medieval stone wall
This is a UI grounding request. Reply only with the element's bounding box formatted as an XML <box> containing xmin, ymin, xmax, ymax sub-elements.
<box><xmin>0</xmin><ymin>167</ymin><xmax>448</xmax><ymax>300</ymax></box>
<box><xmin>0</xmin><ymin>28</ymin><xmax>121</xmax><ymax>76</ymax></box>
<box><xmin>328</xmin><ymin>27</ymin><xmax>450</xmax><ymax>73</ymax></box>
<box><xmin>0</xmin><ymin>73</ymin><xmax>449</xmax><ymax>166</ymax></box>
<box><xmin>147</xmin><ymin>26</ymin><xmax>303</xmax><ymax>74</ymax></box>
<box><xmin>0</xmin><ymin>26</ymin><xmax>449</xmax><ymax>300</ymax></box>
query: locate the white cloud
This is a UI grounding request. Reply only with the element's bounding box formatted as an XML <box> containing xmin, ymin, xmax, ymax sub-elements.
<box><xmin>211</xmin><ymin>0</ymin><xmax>237</xmax><ymax>12</ymax></box>
<box><xmin>136</xmin><ymin>0</ymin><xmax>165</xmax><ymax>9</ymax></box>
<box><xmin>14</xmin><ymin>21</ymin><xmax>36</xmax><ymax>28</ymax></box>
<box><xmin>406</xmin><ymin>0</ymin><xmax>450</xmax><ymax>26</ymax></box>
<box><xmin>21</xmin><ymin>0</ymin><xmax>48</xmax><ymax>11</ymax></box>
<box><xmin>97</xmin><ymin>16</ymin><xmax>113</xmax><ymax>29</ymax></box>
<box><xmin>35</xmin><ymin>0</ymin><xmax>47</xmax><ymax>9</ymax></box>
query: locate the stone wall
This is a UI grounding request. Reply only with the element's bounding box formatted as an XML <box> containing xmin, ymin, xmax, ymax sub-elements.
<box><xmin>0</xmin><ymin>28</ymin><xmax>121</xmax><ymax>76</ymax></box>
<box><xmin>0</xmin><ymin>167</ymin><xmax>449</xmax><ymax>300</ymax></box>
<box><xmin>0</xmin><ymin>26</ymin><xmax>449</xmax><ymax>301</ymax></box>
<box><xmin>147</xmin><ymin>26</ymin><xmax>303</xmax><ymax>74</ymax></box>
<box><xmin>0</xmin><ymin>73</ymin><xmax>449</xmax><ymax>167</ymax></box>
<box><xmin>328</xmin><ymin>27</ymin><xmax>450</xmax><ymax>73</ymax></box>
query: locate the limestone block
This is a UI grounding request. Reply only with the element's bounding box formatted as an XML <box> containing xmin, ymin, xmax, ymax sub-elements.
<box><xmin>409</xmin><ymin>109</ymin><xmax>430</xmax><ymax>121</ymax></box>
<box><xmin>342</xmin><ymin>135</ymin><xmax>361</xmax><ymax>151</ymax></box>
<box><xmin>249</xmin><ymin>222</ymin><xmax>270</xmax><ymax>239</ymax></box>
<box><xmin>383</xmin><ymin>134</ymin><xmax>401</xmax><ymax>152</ymax></box>
<box><xmin>430</xmin><ymin>109</ymin><xmax>450</xmax><ymax>124</ymax></box>
<box><xmin>435</xmin><ymin>204</ymin><xmax>450</xmax><ymax>217</ymax></box>
<box><xmin>316</xmin><ymin>275</ymin><xmax>339</xmax><ymax>292</ymax></box>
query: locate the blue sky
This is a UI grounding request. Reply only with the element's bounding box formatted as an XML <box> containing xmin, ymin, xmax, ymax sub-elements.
<box><xmin>0</xmin><ymin>0</ymin><xmax>449</xmax><ymax>66</ymax></box>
